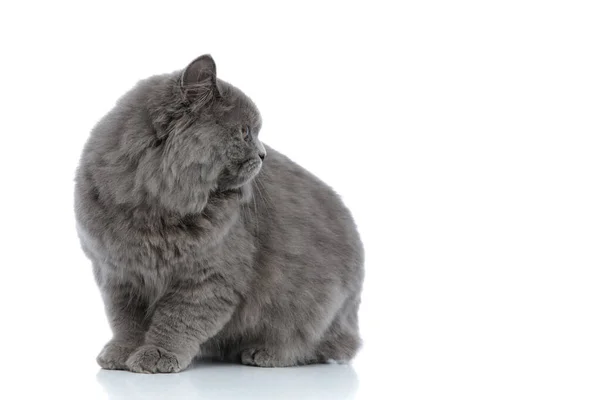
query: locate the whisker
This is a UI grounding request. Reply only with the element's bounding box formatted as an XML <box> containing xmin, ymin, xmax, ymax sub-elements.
<box><xmin>254</xmin><ymin>176</ymin><xmax>273</xmax><ymax>220</ymax></box>
<box><xmin>252</xmin><ymin>189</ymin><xmax>259</xmax><ymax>237</ymax></box>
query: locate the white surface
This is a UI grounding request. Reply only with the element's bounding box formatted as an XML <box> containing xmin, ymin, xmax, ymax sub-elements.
<box><xmin>1</xmin><ymin>1</ymin><xmax>599</xmax><ymax>399</ymax></box>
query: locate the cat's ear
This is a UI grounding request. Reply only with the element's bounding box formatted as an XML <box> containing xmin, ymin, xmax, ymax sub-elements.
<box><xmin>180</xmin><ymin>54</ymin><xmax>220</xmax><ymax>104</ymax></box>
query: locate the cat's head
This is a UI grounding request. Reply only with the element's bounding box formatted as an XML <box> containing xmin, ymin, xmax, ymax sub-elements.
<box><xmin>132</xmin><ymin>55</ymin><xmax>265</xmax><ymax>214</ymax></box>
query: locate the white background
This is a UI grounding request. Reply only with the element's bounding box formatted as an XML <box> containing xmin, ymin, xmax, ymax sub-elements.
<box><xmin>1</xmin><ymin>1</ymin><xmax>599</xmax><ymax>399</ymax></box>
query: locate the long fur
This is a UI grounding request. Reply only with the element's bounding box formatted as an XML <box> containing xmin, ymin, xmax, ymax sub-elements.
<box><xmin>74</xmin><ymin>55</ymin><xmax>364</xmax><ymax>373</ymax></box>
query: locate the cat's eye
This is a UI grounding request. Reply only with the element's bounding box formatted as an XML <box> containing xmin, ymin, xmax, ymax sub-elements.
<box><xmin>241</xmin><ymin>126</ymin><xmax>250</xmax><ymax>140</ymax></box>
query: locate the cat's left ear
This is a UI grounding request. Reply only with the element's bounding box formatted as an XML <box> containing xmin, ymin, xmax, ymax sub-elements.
<box><xmin>180</xmin><ymin>54</ymin><xmax>220</xmax><ymax>104</ymax></box>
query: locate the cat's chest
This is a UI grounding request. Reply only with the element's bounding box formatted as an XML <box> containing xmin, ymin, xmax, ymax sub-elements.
<box><xmin>81</xmin><ymin>215</ymin><xmax>208</xmax><ymax>284</ymax></box>
<box><xmin>82</xmin><ymin>203</ymin><xmax>249</xmax><ymax>298</ymax></box>
<box><xmin>98</xmin><ymin>225</ymin><xmax>213</xmax><ymax>300</ymax></box>
<box><xmin>105</xmin><ymin>223</ymin><xmax>197</xmax><ymax>268</ymax></box>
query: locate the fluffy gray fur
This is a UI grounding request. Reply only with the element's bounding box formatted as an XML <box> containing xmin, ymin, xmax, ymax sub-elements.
<box><xmin>74</xmin><ymin>55</ymin><xmax>364</xmax><ymax>373</ymax></box>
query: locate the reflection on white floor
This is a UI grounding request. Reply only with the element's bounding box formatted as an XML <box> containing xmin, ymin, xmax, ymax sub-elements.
<box><xmin>96</xmin><ymin>360</ymin><xmax>358</xmax><ymax>400</ymax></box>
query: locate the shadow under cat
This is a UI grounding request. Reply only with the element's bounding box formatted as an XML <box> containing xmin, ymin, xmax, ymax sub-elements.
<box><xmin>96</xmin><ymin>360</ymin><xmax>358</xmax><ymax>400</ymax></box>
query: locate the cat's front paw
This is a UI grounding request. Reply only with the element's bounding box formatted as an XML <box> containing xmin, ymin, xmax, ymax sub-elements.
<box><xmin>126</xmin><ymin>345</ymin><xmax>188</xmax><ymax>373</ymax></box>
<box><xmin>97</xmin><ymin>340</ymin><xmax>137</xmax><ymax>370</ymax></box>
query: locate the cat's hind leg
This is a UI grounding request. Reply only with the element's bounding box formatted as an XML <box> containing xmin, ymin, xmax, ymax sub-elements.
<box><xmin>239</xmin><ymin>329</ymin><xmax>360</xmax><ymax>367</ymax></box>
<box><xmin>315</xmin><ymin>297</ymin><xmax>362</xmax><ymax>363</ymax></box>
<box><xmin>240</xmin><ymin>346</ymin><xmax>319</xmax><ymax>367</ymax></box>
<box><xmin>315</xmin><ymin>329</ymin><xmax>361</xmax><ymax>363</ymax></box>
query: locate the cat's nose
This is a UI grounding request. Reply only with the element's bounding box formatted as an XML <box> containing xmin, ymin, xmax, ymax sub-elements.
<box><xmin>259</xmin><ymin>152</ymin><xmax>266</xmax><ymax>161</ymax></box>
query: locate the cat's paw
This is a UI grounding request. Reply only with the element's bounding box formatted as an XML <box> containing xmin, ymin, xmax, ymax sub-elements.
<box><xmin>126</xmin><ymin>345</ymin><xmax>188</xmax><ymax>373</ymax></box>
<box><xmin>97</xmin><ymin>340</ymin><xmax>137</xmax><ymax>370</ymax></box>
<box><xmin>240</xmin><ymin>348</ymin><xmax>296</xmax><ymax>367</ymax></box>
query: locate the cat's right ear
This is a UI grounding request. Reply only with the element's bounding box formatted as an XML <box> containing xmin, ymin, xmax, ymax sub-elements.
<box><xmin>180</xmin><ymin>54</ymin><xmax>220</xmax><ymax>105</ymax></box>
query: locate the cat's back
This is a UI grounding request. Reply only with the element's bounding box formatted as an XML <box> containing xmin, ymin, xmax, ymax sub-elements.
<box><xmin>258</xmin><ymin>145</ymin><xmax>354</xmax><ymax>224</ymax></box>
<box><xmin>253</xmin><ymin>145</ymin><xmax>363</xmax><ymax>285</ymax></box>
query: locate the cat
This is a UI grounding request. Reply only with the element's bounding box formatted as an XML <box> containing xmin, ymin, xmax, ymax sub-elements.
<box><xmin>74</xmin><ymin>54</ymin><xmax>364</xmax><ymax>373</ymax></box>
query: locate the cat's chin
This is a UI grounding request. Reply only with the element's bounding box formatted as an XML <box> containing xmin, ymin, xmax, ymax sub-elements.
<box><xmin>213</xmin><ymin>182</ymin><xmax>253</xmax><ymax>203</ymax></box>
<box><xmin>243</xmin><ymin>165</ymin><xmax>261</xmax><ymax>183</ymax></box>
<box><xmin>220</xmin><ymin>176</ymin><xmax>257</xmax><ymax>192</ymax></box>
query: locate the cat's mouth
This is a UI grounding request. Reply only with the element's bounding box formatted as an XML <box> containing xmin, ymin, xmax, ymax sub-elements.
<box><xmin>241</xmin><ymin>159</ymin><xmax>262</xmax><ymax>175</ymax></box>
<box><xmin>220</xmin><ymin>159</ymin><xmax>261</xmax><ymax>189</ymax></box>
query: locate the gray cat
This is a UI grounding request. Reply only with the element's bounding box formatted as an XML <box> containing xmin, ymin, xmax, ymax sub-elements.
<box><xmin>74</xmin><ymin>55</ymin><xmax>364</xmax><ymax>373</ymax></box>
